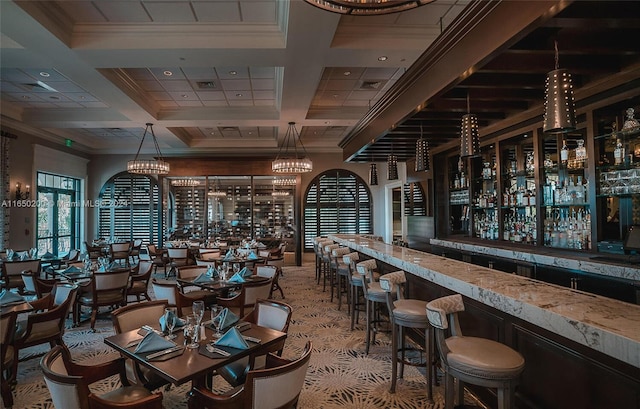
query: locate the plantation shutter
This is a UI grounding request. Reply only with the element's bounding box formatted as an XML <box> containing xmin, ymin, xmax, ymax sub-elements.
<box><xmin>404</xmin><ymin>182</ymin><xmax>426</xmax><ymax>216</ymax></box>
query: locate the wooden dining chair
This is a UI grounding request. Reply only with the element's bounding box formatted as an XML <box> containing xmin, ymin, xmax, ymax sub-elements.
<box><xmin>216</xmin><ymin>277</ymin><xmax>274</xmax><ymax>318</ymax></box>
<box><xmin>41</xmin><ymin>345</ymin><xmax>163</xmax><ymax>409</ymax></box>
<box><xmin>255</xmin><ymin>265</ymin><xmax>284</xmax><ymax>299</ymax></box>
<box><xmin>188</xmin><ymin>341</ymin><xmax>312</xmax><ymax>409</ymax></box>
<box><xmin>150</xmin><ymin>279</ymin><xmax>207</xmax><ymax>317</ymax></box>
<box><xmin>127</xmin><ymin>260</ymin><xmax>153</xmax><ymax>303</ymax></box>
<box><xmin>109</xmin><ymin>242</ymin><xmax>132</xmax><ymax>267</ymax></box>
<box><xmin>0</xmin><ymin>312</ymin><xmax>17</xmax><ymax>409</ymax></box>
<box><xmin>75</xmin><ymin>269</ymin><xmax>130</xmax><ymax>330</ymax></box>
<box><xmin>111</xmin><ymin>300</ymin><xmax>170</xmax><ymax>390</ymax></box>
<box><xmin>1</xmin><ymin>259</ymin><xmax>41</xmax><ymax>293</ymax></box>
<box><xmin>166</xmin><ymin>247</ymin><xmax>189</xmax><ymax>278</ymax></box>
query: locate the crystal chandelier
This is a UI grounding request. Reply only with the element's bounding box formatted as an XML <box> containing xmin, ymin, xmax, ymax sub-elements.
<box><xmin>171</xmin><ymin>178</ymin><xmax>200</xmax><ymax>187</ymax></box>
<box><xmin>272</xmin><ymin>122</ymin><xmax>313</xmax><ymax>173</ymax></box>
<box><xmin>304</xmin><ymin>0</ymin><xmax>435</xmax><ymax>15</ymax></box>
<box><xmin>273</xmin><ymin>177</ymin><xmax>297</xmax><ymax>186</ymax></box>
<box><xmin>127</xmin><ymin>123</ymin><xmax>169</xmax><ymax>175</ymax></box>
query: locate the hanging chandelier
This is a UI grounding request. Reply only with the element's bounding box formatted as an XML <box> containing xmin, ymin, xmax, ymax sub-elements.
<box><xmin>271</xmin><ymin>190</ymin><xmax>290</xmax><ymax>197</ymax></box>
<box><xmin>460</xmin><ymin>94</ymin><xmax>480</xmax><ymax>158</ymax></box>
<box><xmin>304</xmin><ymin>0</ymin><xmax>435</xmax><ymax>15</ymax></box>
<box><xmin>272</xmin><ymin>122</ymin><xmax>313</xmax><ymax>173</ymax></box>
<box><xmin>387</xmin><ymin>154</ymin><xmax>398</xmax><ymax>180</ymax></box>
<box><xmin>171</xmin><ymin>178</ymin><xmax>200</xmax><ymax>187</ymax></box>
<box><xmin>415</xmin><ymin>123</ymin><xmax>430</xmax><ymax>172</ymax></box>
<box><xmin>208</xmin><ymin>178</ymin><xmax>227</xmax><ymax>197</ymax></box>
<box><xmin>273</xmin><ymin>177</ymin><xmax>297</xmax><ymax>186</ymax></box>
<box><xmin>127</xmin><ymin>123</ymin><xmax>170</xmax><ymax>175</ymax></box>
<box><xmin>369</xmin><ymin>163</ymin><xmax>379</xmax><ymax>186</ymax></box>
<box><xmin>543</xmin><ymin>41</ymin><xmax>576</xmax><ymax>133</ymax></box>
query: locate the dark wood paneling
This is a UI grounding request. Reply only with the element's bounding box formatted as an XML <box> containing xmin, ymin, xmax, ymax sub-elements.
<box><xmin>164</xmin><ymin>157</ymin><xmax>275</xmax><ymax>176</ymax></box>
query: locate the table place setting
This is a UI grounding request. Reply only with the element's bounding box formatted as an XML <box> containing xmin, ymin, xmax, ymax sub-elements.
<box><xmin>133</xmin><ymin>330</ymin><xmax>184</xmax><ymax>361</ymax></box>
<box><xmin>199</xmin><ymin>326</ymin><xmax>249</xmax><ymax>359</ymax></box>
<box><xmin>0</xmin><ymin>290</ymin><xmax>25</xmax><ymax>306</ymax></box>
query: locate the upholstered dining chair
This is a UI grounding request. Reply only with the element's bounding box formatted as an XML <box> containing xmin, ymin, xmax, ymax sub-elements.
<box><xmin>150</xmin><ymin>279</ymin><xmax>207</xmax><ymax>317</ymax></box>
<box><xmin>127</xmin><ymin>260</ymin><xmax>153</xmax><ymax>303</ymax></box>
<box><xmin>75</xmin><ymin>269</ymin><xmax>130</xmax><ymax>330</ymax></box>
<box><xmin>216</xmin><ymin>298</ymin><xmax>294</xmax><ymax>387</ymax></box>
<box><xmin>255</xmin><ymin>265</ymin><xmax>284</xmax><ymax>299</ymax></box>
<box><xmin>111</xmin><ymin>300</ymin><xmax>170</xmax><ymax>390</ymax></box>
<box><xmin>84</xmin><ymin>241</ymin><xmax>103</xmax><ymax>261</ymax></box>
<box><xmin>188</xmin><ymin>341</ymin><xmax>312</xmax><ymax>409</ymax></box>
<box><xmin>1</xmin><ymin>259</ymin><xmax>41</xmax><ymax>293</ymax></box>
<box><xmin>216</xmin><ymin>277</ymin><xmax>273</xmax><ymax>318</ymax></box>
<box><xmin>166</xmin><ymin>247</ymin><xmax>190</xmax><ymax>278</ymax></box>
<box><xmin>128</xmin><ymin>239</ymin><xmax>143</xmax><ymax>264</ymax></box>
<box><xmin>21</xmin><ymin>272</ymin><xmax>57</xmax><ymax>299</ymax></box>
<box><xmin>0</xmin><ymin>312</ymin><xmax>17</xmax><ymax>409</ymax></box>
<box><xmin>11</xmin><ymin>283</ymin><xmax>78</xmax><ymax>383</ymax></box>
<box><xmin>109</xmin><ymin>242</ymin><xmax>131</xmax><ymax>267</ymax></box>
<box><xmin>426</xmin><ymin>294</ymin><xmax>525</xmax><ymax>409</ymax></box>
<box><xmin>41</xmin><ymin>345</ymin><xmax>163</xmax><ymax>409</ymax></box>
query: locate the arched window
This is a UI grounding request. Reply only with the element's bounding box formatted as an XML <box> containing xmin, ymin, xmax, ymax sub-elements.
<box><xmin>303</xmin><ymin>169</ymin><xmax>372</xmax><ymax>250</ymax></box>
<box><xmin>98</xmin><ymin>172</ymin><xmax>160</xmax><ymax>243</ymax></box>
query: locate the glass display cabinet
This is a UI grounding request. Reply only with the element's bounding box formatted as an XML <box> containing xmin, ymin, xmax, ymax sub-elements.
<box><xmin>448</xmin><ymin>155</ymin><xmax>470</xmax><ymax>234</ymax></box>
<box><xmin>471</xmin><ymin>145</ymin><xmax>498</xmax><ymax>240</ymax></box>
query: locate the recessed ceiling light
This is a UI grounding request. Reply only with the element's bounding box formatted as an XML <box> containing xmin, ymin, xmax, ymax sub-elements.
<box><xmin>79</xmin><ymin>96</ymin><xmax>86</xmax><ymax>99</ymax></box>
<box><xmin>22</xmin><ymin>95</ymin><xmax>30</xmax><ymax>100</ymax></box>
<box><xmin>378</xmin><ymin>56</ymin><xmax>388</xmax><ymax>61</ymax></box>
<box><xmin>39</xmin><ymin>72</ymin><xmax>50</xmax><ymax>77</ymax></box>
<box><xmin>229</xmin><ymin>70</ymin><xmax>237</xmax><ymax>75</ymax></box>
<box><xmin>163</xmin><ymin>70</ymin><xmax>173</xmax><ymax>76</ymax></box>
<box><xmin>343</xmin><ymin>71</ymin><xmax>351</xmax><ymax>76</ymax></box>
<box><xmin>236</xmin><ymin>93</ymin><xmax>243</xmax><ymax>97</ymax></box>
<box><xmin>181</xmin><ymin>94</ymin><xmax>188</xmax><ymax>98</ymax></box>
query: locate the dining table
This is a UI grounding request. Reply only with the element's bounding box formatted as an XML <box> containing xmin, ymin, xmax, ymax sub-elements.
<box><xmin>104</xmin><ymin>322</ymin><xmax>287</xmax><ymax>387</ymax></box>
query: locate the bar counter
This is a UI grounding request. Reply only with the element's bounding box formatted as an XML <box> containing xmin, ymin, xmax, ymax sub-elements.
<box><xmin>329</xmin><ymin>234</ymin><xmax>640</xmax><ymax>369</ymax></box>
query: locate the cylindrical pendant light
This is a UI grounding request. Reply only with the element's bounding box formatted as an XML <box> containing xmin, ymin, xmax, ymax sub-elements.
<box><xmin>415</xmin><ymin>123</ymin><xmax>430</xmax><ymax>172</ymax></box>
<box><xmin>460</xmin><ymin>94</ymin><xmax>480</xmax><ymax>158</ymax></box>
<box><xmin>369</xmin><ymin>163</ymin><xmax>378</xmax><ymax>185</ymax></box>
<box><xmin>543</xmin><ymin>41</ymin><xmax>576</xmax><ymax>133</ymax></box>
<box><xmin>387</xmin><ymin>154</ymin><xmax>398</xmax><ymax>180</ymax></box>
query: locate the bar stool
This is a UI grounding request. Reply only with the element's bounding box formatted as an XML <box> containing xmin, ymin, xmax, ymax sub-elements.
<box><xmin>330</xmin><ymin>247</ymin><xmax>351</xmax><ymax>306</ymax></box>
<box><xmin>343</xmin><ymin>252</ymin><xmax>362</xmax><ymax>329</ymax></box>
<box><xmin>356</xmin><ymin>258</ymin><xmax>390</xmax><ymax>354</ymax></box>
<box><xmin>313</xmin><ymin>238</ymin><xmax>331</xmax><ymax>284</ymax></box>
<box><xmin>321</xmin><ymin>243</ymin><xmax>339</xmax><ymax>292</ymax></box>
<box><xmin>426</xmin><ymin>294</ymin><xmax>525</xmax><ymax>409</ymax></box>
<box><xmin>380</xmin><ymin>271</ymin><xmax>434</xmax><ymax>403</ymax></box>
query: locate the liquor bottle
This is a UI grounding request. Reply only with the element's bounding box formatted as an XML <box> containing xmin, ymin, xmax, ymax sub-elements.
<box><xmin>614</xmin><ymin>139</ymin><xmax>625</xmax><ymax>165</ymax></box>
<box><xmin>560</xmin><ymin>140</ymin><xmax>569</xmax><ymax>164</ymax></box>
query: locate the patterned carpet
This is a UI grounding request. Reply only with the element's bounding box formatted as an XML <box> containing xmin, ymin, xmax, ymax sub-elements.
<box><xmin>7</xmin><ymin>263</ymin><xmax>449</xmax><ymax>409</ymax></box>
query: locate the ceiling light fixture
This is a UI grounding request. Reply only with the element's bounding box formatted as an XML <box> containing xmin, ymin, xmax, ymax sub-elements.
<box><xmin>272</xmin><ymin>122</ymin><xmax>313</xmax><ymax>173</ymax></box>
<box><xmin>273</xmin><ymin>177</ymin><xmax>297</xmax><ymax>186</ymax></box>
<box><xmin>543</xmin><ymin>41</ymin><xmax>576</xmax><ymax>133</ymax></box>
<box><xmin>460</xmin><ymin>93</ymin><xmax>480</xmax><ymax>158</ymax></box>
<box><xmin>303</xmin><ymin>0</ymin><xmax>434</xmax><ymax>15</ymax></box>
<box><xmin>369</xmin><ymin>162</ymin><xmax>378</xmax><ymax>186</ymax></box>
<box><xmin>171</xmin><ymin>178</ymin><xmax>200</xmax><ymax>187</ymax></box>
<box><xmin>208</xmin><ymin>178</ymin><xmax>227</xmax><ymax>197</ymax></box>
<box><xmin>415</xmin><ymin>122</ymin><xmax>430</xmax><ymax>172</ymax></box>
<box><xmin>127</xmin><ymin>123</ymin><xmax>170</xmax><ymax>175</ymax></box>
<box><xmin>387</xmin><ymin>154</ymin><xmax>398</xmax><ymax>181</ymax></box>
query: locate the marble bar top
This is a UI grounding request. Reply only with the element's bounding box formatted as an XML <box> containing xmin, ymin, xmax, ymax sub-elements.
<box><xmin>430</xmin><ymin>238</ymin><xmax>640</xmax><ymax>283</ymax></box>
<box><xmin>329</xmin><ymin>234</ymin><xmax>640</xmax><ymax>370</ymax></box>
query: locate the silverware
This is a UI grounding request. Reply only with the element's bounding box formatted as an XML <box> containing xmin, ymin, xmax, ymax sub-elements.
<box><xmin>147</xmin><ymin>345</ymin><xmax>183</xmax><ymax>359</ymax></box>
<box><xmin>242</xmin><ymin>336</ymin><xmax>261</xmax><ymax>343</ymax></box>
<box><xmin>206</xmin><ymin>344</ymin><xmax>231</xmax><ymax>357</ymax></box>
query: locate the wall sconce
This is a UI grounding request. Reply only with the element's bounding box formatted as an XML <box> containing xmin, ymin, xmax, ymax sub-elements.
<box><xmin>15</xmin><ymin>182</ymin><xmax>30</xmax><ymax>200</ymax></box>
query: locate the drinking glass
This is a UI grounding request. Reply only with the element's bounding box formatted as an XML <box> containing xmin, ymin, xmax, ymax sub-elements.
<box><xmin>233</xmin><ymin>263</ymin><xmax>240</xmax><ymax>274</ymax></box>
<box><xmin>210</xmin><ymin>305</ymin><xmax>223</xmax><ymax>339</ymax></box>
<box><xmin>184</xmin><ymin>314</ymin><xmax>199</xmax><ymax>349</ymax></box>
<box><xmin>193</xmin><ymin>300</ymin><xmax>205</xmax><ymax>341</ymax></box>
<box><xmin>164</xmin><ymin>307</ymin><xmax>178</xmax><ymax>340</ymax></box>
<box><xmin>6</xmin><ymin>249</ymin><xmax>13</xmax><ymax>260</ymax></box>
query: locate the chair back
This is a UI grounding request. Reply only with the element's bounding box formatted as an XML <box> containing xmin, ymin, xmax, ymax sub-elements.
<box><xmin>41</xmin><ymin>345</ymin><xmax>88</xmax><ymax>409</ymax></box>
<box><xmin>426</xmin><ymin>294</ymin><xmax>465</xmax><ymax>332</ymax></box>
<box><xmin>331</xmin><ymin>247</ymin><xmax>350</xmax><ymax>268</ymax></box>
<box><xmin>1</xmin><ymin>312</ymin><xmax>16</xmax><ymax>347</ymax></box>
<box><xmin>199</xmin><ymin>249</ymin><xmax>221</xmax><ymax>261</ymax></box>
<box><xmin>150</xmin><ymin>280</ymin><xmax>178</xmax><ymax>307</ymax></box>
<box><xmin>111</xmin><ymin>300</ymin><xmax>168</xmax><ymax>334</ymax></box>
<box><xmin>138</xmin><ymin>248</ymin><xmax>152</xmax><ymax>261</ymax></box>
<box><xmin>255</xmin><ymin>265</ymin><xmax>277</xmax><ymax>279</ymax></box>
<box><xmin>94</xmin><ymin>270</ymin><xmax>131</xmax><ymax>292</ymax></box>
<box><xmin>251</xmin><ymin>299</ymin><xmax>292</xmax><ymax>333</ymax></box>
<box><xmin>52</xmin><ymin>282</ymin><xmax>79</xmax><ymax>312</ymax></box>
<box><xmin>343</xmin><ymin>252</ymin><xmax>359</xmax><ymax>272</ymax></box>
<box><xmin>195</xmin><ymin>259</ymin><xmax>217</xmax><ymax>266</ymax></box>
<box><xmin>21</xmin><ymin>284</ymin><xmax>77</xmax><ymax>346</ymax></box>
<box><xmin>167</xmin><ymin>248</ymin><xmax>188</xmax><ymax>260</ymax></box>
<box><xmin>21</xmin><ymin>271</ymin><xmax>38</xmax><ymax>294</ymax></box>
<box><xmin>65</xmin><ymin>249</ymin><xmax>80</xmax><ymax>262</ymax></box>
<box><xmin>135</xmin><ymin>261</ymin><xmax>154</xmax><ymax>277</ymax></box>
<box><xmin>244</xmin><ymin>341</ymin><xmax>312</xmax><ymax>409</ymax></box>
<box><xmin>84</xmin><ymin>242</ymin><xmax>103</xmax><ymax>260</ymax></box>
<box><xmin>243</xmin><ymin>278</ymin><xmax>273</xmax><ymax>308</ymax></box>
<box><xmin>2</xmin><ymin>259</ymin><xmax>42</xmax><ymax>289</ymax></box>
<box><xmin>177</xmin><ymin>265</ymin><xmax>208</xmax><ymax>280</ymax></box>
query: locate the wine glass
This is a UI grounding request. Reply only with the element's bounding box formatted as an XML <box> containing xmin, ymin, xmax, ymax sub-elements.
<box><xmin>193</xmin><ymin>301</ymin><xmax>205</xmax><ymax>326</ymax></box>
<box><xmin>210</xmin><ymin>305</ymin><xmax>223</xmax><ymax>339</ymax></box>
<box><xmin>164</xmin><ymin>307</ymin><xmax>178</xmax><ymax>340</ymax></box>
<box><xmin>233</xmin><ymin>263</ymin><xmax>240</xmax><ymax>274</ymax></box>
<box><xmin>184</xmin><ymin>314</ymin><xmax>199</xmax><ymax>349</ymax></box>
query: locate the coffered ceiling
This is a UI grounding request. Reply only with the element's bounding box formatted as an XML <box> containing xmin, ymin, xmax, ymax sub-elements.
<box><xmin>0</xmin><ymin>0</ymin><xmax>467</xmax><ymax>157</ymax></box>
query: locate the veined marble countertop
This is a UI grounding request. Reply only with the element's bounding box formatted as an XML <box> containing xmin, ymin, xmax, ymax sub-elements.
<box><xmin>329</xmin><ymin>234</ymin><xmax>640</xmax><ymax>369</ymax></box>
<box><xmin>430</xmin><ymin>238</ymin><xmax>640</xmax><ymax>283</ymax></box>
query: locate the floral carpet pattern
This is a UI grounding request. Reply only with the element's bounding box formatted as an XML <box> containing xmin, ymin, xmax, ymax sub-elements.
<box><xmin>7</xmin><ymin>263</ymin><xmax>448</xmax><ymax>409</ymax></box>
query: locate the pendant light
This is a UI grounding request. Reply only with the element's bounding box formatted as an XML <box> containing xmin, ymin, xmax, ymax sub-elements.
<box><xmin>369</xmin><ymin>162</ymin><xmax>378</xmax><ymax>186</ymax></box>
<box><xmin>304</xmin><ymin>0</ymin><xmax>435</xmax><ymax>15</ymax></box>
<box><xmin>415</xmin><ymin>122</ymin><xmax>430</xmax><ymax>172</ymax></box>
<box><xmin>272</xmin><ymin>122</ymin><xmax>313</xmax><ymax>173</ymax></box>
<box><xmin>460</xmin><ymin>94</ymin><xmax>480</xmax><ymax>158</ymax></box>
<box><xmin>127</xmin><ymin>123</ymin><xmax>170</xmax><ymax>175</ymax></box>
<box><xmin>543</xmin><ymin>41</ymin><xmax>576</xmax><ymax>133</ymax></box>
<box><xmin>387</xmin><ymin>153</ymin><xmax>398</xmax><ymax>181</ymax></box>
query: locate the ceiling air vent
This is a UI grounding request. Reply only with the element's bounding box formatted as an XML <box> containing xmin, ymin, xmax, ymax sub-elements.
<box><xmin>196</xmin><ymin>81</ymin><xmax>217</xmax><ymax>89</ymax></box>
<box><xmin>360</xmin><ymin>81</ymin><xmax>381</xmax><ymax>90</ymax></box>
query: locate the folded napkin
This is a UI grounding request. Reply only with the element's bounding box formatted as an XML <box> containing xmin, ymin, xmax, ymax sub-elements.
<box><xmin>42</xmin><ymin>252</ymin><xmax>55</xmax><ymax>259</ymax></box>
<box><xmin>107</xmin><ymin>261</ymin><xmax>121</xmax><ymax>270</ymax></box>
<box><xmin>227</xmin><ymin>272</ymin><xmax>246</xmax><ymax>283</ymax></box>
<box><xmin>213</xmin><ymin>308</ymin><xmax>240</xmax><ymax>331</ymax></box>
<box><xmin>63</xmin><ymin>265</ymin><xmax>82</xmax><ymax>274</ymax></box>
<box><xmin>193</xmin><ymin>273</ymin><xmax>214</xmax><ymax>284</ymax></box>
<box><xmin>247</xmin><ymin>252</ymin><xmax>258</xmax><ymax>260</ymax></box>
<box><xmin>134</xmin><ymin>331</ymin><xmax>176</xmax><ymax>354</ymax></box>
<box><xmin>159</xmin><ymin>314</ymin><xmax>186</xmax><ymax>332</ymax></box>
<box><xmin>214</xmin><ymin>327</ymin><xmax>249</xmax><ymax>350</ymax></box>
<box><xmin>222</xmin><ymin>252</ymin><xmax>234</xmax><ymax>261</ymax></box>
<box><xmin>0</xmin><ymin>290</ymin><xmax>24</xmax><ymax>306</ymax></box>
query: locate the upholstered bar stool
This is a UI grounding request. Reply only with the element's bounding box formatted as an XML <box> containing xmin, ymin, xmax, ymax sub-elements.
<box><xmin>330</xmin><ymin>247</ymin><xmax>351</xmax><ymax>305</ymax></box>
<box><xmin>321</xmin><ymin>243</ymin><xmax>340</xmax><ymax>292</ymax></box>
<box><xmin>313</xmin><ymin>238</ymin><xmax>331</xmax><ymax>284</ymax></box>
<box><xmin>343</xmin><ymin>252</ymin><xmax>363</xmax><ymax>329</ymax></box>
<box><xmin>356</xmin><ymin>258</ymin><xmax>390</xmax><ymax>354</ymax></box>
<box><xmin>380</xmin><ymin>271</ymin><xmax>434</xmax><ymax>403</ymax></box>
<box><xmin>426</xmin><ymin>294</ymin><xmax>525</xmax><ymax>409</ymax></box>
